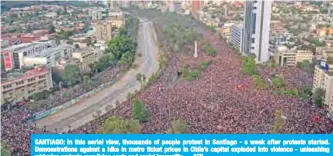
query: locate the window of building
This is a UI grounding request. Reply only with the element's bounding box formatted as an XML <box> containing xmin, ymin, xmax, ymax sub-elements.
<box><xmin>16</xmin><ymin>81</ymin><xmax>24</xmax><ymax>86</ymax></box>
<box><xmin>39</xmin><ymin>75</ymin><xmax>46</xmax><ymax>79</ymax></box>
<box><xmin>23</xmin><ymin>52</ymin><xmax>27</xmax><ymax>56</ymax></box>
<box><xmin>3</xmin><ymin>84</ymin><xmax>11</xmax><ymax>89</ymax></box>
<box><xmin>28</xmin><ymin>78</ymin><xmax>36</xmax><ymax>82</ymax></box>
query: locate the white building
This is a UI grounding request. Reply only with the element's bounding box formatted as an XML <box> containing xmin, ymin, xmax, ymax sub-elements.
<box><xmin>2</xmin><ymin>41</ymin><xmax>56</xmax><ymax>70</ymax></box>
<box><xmin>230</xmin><ymin>24</ymin><xmax>243</xmax><ymax>53</ymax></box>
<box><xmin>24</xmin><ymin>44</ymin><xmax>75</xmax><ymax>67</ymax></box>
<box><xmin>242</xmin><ymin>1</ymin><xmax>272</xmax><ymax>62</ymax></box>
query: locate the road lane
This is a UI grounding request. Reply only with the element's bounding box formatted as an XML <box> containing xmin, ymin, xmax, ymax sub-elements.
<box><xmin>36</xmin><ymin>21</ymin><xmax>160</xmax><ymax>132</ymax></box>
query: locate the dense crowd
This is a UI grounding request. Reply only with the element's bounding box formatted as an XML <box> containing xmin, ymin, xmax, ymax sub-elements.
<box><xmin>1</xmin><ymin>22</ymin><xmax>333</xmax><ymax>155</ymax></box>
<box><xmin>73</xmin><ymin>28</ymin><xmax>333</xmax><ymax>134</ymax></box>
<box><xmin>0</xmin><ymin>67</ymin><xmax>121</xmax><ymax>155</ymax></box>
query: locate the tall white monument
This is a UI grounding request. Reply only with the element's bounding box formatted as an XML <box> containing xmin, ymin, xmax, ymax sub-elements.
<box><xmin>194</xmin><ymin>40</ymin><xmax>198</xmax><ymax>58</ymax></box>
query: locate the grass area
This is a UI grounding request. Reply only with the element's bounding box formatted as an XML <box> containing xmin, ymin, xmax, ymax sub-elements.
<box><xmin>182</xmin><ymin>60</ymin><xmax>212</xmax><ymax>81</ymax></box>
<box><xmin>202</xmin><ymin>42</ymin><xmax>217</xmax><ymax>57</ymax></box>
<box><xmin>252</xmin><ymin>75</ymin><xmax>267</xmax><ymax>90</ymax></box>
<box><xmin>273</xmin><ymin>88</ymin><xmax>299</xmax><ymax>97</ymax></box>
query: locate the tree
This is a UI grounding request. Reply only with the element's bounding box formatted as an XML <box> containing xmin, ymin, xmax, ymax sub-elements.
<box><xmin>25</xmin><ymin>25</ymin><xmax>33</xmax><ymax>33</ymax></box>
<box><xmin>252</xmin><ymin>75</ymin><xmax>267</xmax><ymax>90</ymax></box>
<box><xmin>166</xmin><ymin>119</ymin><xmax>188</xmax><ymax>134</ymax></box>
<box><xmin>67</xmin><ymin>39</ymin><xmax>74</xmax><ymax>45</ymax></box>
<box><xmin>30</xmin><ymin>90</ymin><xmax>50</xmax><ymax>101</ymax></box>
<box><xmin>202</xmin><ymin>43</ymin><xmax>217</xmax><ymax>57</ymax></box>
<box><xmin>132</xmin><ymin>99</ymin><xmax>149</xmax><ymax>123</ymax></box>
<box><xmin>106</xmin><ymin>35</ymin><xmax>134</xmax><ymax>60</ymax></box>
<box><xmin>1</xmin><ymin>55</ymin><xmax>5</xmax><ymax>71</ymax></box>
<box><xmin>49</xmin><ymin>24</ymin><xmax>56</xmax><ymax>33</ymax></box>
<box><xmin>296</xmin><ymin>60</ymin><xmax>314</xmax><ymax>73</ymax></box>
<box><xmin>136</xmin><ymin>73</ymin><xmax>146</xmax><ymax>88</ymax></box>
<box><xmin>97</xmin><ymin>116</ymin><xmax>141</xmax><ymax>134</ymax></box>
<box><xmin>313</xmin><ymin>88</ymin><xmax>325</xmax><ymax>107</ymax></box>
<box><xmin>63</xmin><ymin>65</ymin><xmax>81</xmax><ymax>86</ymax></box>
<box><xmin>83</xmin><ymin>75</ymin><xmax>94</xmax><ymax>90</ymax></box>
<box><xmin>241</xmin><ymin>56</ymin><xmax>256</xmax><ymax>75</ymax></box>
<box><xmin>1</xmin><ymin>141</ymin><xmax>11</xmax><ymax>156</ymax></box>
<box><xmin>327</xmin><ymin>57</ymin><xmax>333</xmax><ymax>64</ymax></box>
<box><xmin>310</xmin><ymin>39</ymin><xmax>324</xmax><ymax>47</ymax></box>
<box><xmin>270</xmin><ymin>109</ymin><xmax>284</xmax><ymax>133</ymax></box>
<box><xmin>118</xmin><ymin>52</ymin><xmax>135</xmax><ymax>67</ymax></box>
<box><xmin>86</xmin><ymin>37</ymin><xmax>92</xmax><ymax>46</ymax></box>
<box><xmin>271</xmin><ymin>76</ymin><xmax>285</xmax><ymax>89</ymax></box>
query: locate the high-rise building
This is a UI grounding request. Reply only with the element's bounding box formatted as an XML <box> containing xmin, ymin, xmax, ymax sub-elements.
<box><xmin>242</xmin><ymin>0</ymin><xmax>272</xmax><ymax>62</ymax></box>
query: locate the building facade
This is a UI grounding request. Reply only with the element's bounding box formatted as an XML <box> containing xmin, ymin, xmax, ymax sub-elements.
<box><xmin>1</xmin><ymin>67</ymin><xmax>53</xmax><ymax>104</ymax></box>
<box><xmin>243</xmin><ymin>0</ymin><xmax>272</xmax><ymax>62</ymax></box>
<box><xmin>94</xmin><ymin>21</ymin><xmax>112</xmax><ymax>41</ymax></box>
<box><xmin>24</xmin><ymin>44</ymin><xmax>75</xmax><ymax>67</ymax></box>
<box><xmin>2</xmin><ymin>40</ymin><xmax>56</xmax><ymax>71</ymax></box>
<box><xmin>230</xmin><ymin>24</ymin><xmax>243</xmax><ymax>53</ymax></box>
<box><xmin>313</xmin><ymin>65</ymin><xmax>333</xmax><ymax>113</ymax></box>
<box><xmin>72</xmin><ymin>48</ymin><xmax>99</xmax><ymax>73</ymax></box>
<box><xmin>274</xmin><ymin>46</ymin><xmax>313</xmax><ymax>67</ymax></box>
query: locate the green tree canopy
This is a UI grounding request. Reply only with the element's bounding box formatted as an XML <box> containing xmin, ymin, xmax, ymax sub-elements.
<box><xmin>97</xmin><ymin>116</ymin><xmax>141</xmax><ymax>134</ymax></box>
<box><xmin>132</xmin><ymin>99</ymin><xmax>149</xmax><ymax>123</ymax></box>
<box><xmin>1</xmin><ymin>141</ymin><xmax>11</xmax><ymax>156</ymax></box>
<box><xmin>202</xmin><ymin>42</ymin><xmax>217</xmax><ymax>57</ymax></box>
<box><xmin>166</xmin><ymin>119</ymin><xmax>188</xmax><ymax>134</ymax></box>
<box><xmin>313</xmin><ymin>88</ymin><xmax>325</xmax><ymax>107</ymax></box>
<box><xmin>327</xmin><ymin>57</ymin><xmax>333</xmax><ymax>64</ymax></box>
<box><xmin>241</xmin><ymin>56</ymin><xmax>256</xmax><ymax>75</ymax></box>
<box><xmin>271</xmin><ymin>76</ymin><xmax>285</xmax><ymax>89</ymax></box>
<box><xmin>63</xmin><ymin>64</ymin><xmax>81</xmax><ymax>86</ymax></box>
<box><xmin>48</xmin><ymin>24</ymin><xmax>56</xmax><ymax>33</ymax></box>
<box><xmin>107</xmin><ymin>35</ymin><xmax>134</xmax><ymax>60</ymax></box>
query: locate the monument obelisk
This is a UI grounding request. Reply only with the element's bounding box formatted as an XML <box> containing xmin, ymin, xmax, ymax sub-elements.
<box><xmin>194</xmin><ymin>40</ymin><xmax>198</xmax><ymax>58</ymax></box>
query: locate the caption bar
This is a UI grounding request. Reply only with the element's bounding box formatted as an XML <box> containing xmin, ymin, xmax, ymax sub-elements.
<box><xmin>31</xmin><ymin>134</ymin><xmax>333</xmax><ymax>156</ymax></box>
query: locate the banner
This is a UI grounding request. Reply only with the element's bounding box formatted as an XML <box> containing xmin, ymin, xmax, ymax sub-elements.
<box><xmin>31</xmin><ymin>134</ymin><xmax>333</xmax><ymax>156</ymax></box>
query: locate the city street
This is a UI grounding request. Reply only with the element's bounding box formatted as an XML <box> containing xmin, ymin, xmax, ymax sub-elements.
<box><xmin>36</xmin><ymin>20</ymin><xmax>160</xmax><ymax>132</ymax></box>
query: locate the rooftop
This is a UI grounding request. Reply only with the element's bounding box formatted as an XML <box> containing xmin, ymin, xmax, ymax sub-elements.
<box><xmin>31</xmin><ymin>44</ymin><xmax>73</xmax><ymax>57</ymax></box>
<box><xmin>1</xmin><ymin>67</ymin><xmax>49</xmax><ymax>84</ymax></box>
<box><xmin>2</xmin><ymin>43</ymin><xmax>34</xmax><ymax>52</ymax></box>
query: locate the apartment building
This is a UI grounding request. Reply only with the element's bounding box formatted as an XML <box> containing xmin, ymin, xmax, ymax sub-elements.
<box><xmin>23</xmin><ymin>44</ymin><xmax>75</xmax><ymax>67</ymax></box>
<box><xmin>1</xmin><ymin>40</ymin><xmax>56</xmax><ymax>71</ymax></box>
<box><xmin>274</xmin><ymin>45</ymin><xmax>313</xmax><ymax>67</ymax></box>
<box><xmin>94</xmin><ymin>21</ymin><xmax>112</xmax><ymax>41</ymax></box>
<box><xmin>230</xmin><ymin>24</ymin><xmax>243</xmax><ymax>53</ymax></box>
<box><xmin>72</xmin><ymin>48</ymin><xmax>101</xmax><ymax>73</ymax></box>
<box><xmin>313</xmin><ymin>65</ymin><xmax>333</xmax><ymax>113</ymax></box>
<box><xmin>1</xmin><ymin>67</ymin><xmax>53</xmax><ymax>104</ymax></box>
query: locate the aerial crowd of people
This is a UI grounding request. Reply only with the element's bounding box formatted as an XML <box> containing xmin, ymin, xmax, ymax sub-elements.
<box><xmin>73</xmin><ymin>28</ymin><xmax>333</xmax><ymax>134</ymax></box>
<box><xmin>1</xmin><ymin>67</ymin><xmax>120</xmax><ymax>155</ymax></box>
<box><xmin>1</xmin><ymin>20</ymin><xmax>333</xmax><ymax>156</ymax></box>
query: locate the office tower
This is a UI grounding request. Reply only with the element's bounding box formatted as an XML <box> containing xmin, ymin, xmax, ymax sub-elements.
<box><xmin>242</xmin><ymin>0</ymin><xmax>272</xmax><ymax>62</ymax></box>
